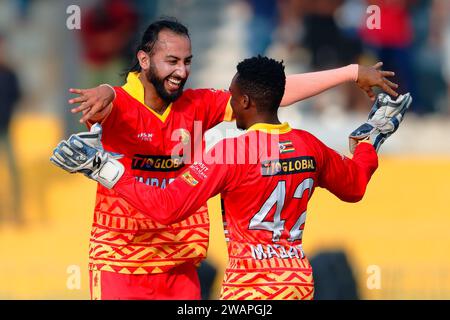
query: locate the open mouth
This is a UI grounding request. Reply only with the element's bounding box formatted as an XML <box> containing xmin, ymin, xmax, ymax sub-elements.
<box><xmin>166</xmin><ymin>77</ymin><xmax>183</xmax><ymax>91</ymax></box>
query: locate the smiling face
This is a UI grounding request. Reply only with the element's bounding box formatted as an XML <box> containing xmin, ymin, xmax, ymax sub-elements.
<box><xmin>138</xmin><ymin>29</ymin><xmax>192</xmax><ymax>103</ymax></box>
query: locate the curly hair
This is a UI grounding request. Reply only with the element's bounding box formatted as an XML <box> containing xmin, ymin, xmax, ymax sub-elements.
<box><xmin>236</xmin><ymin>55</ymin><xmax>286</xmax><ymax>112</ymax></box>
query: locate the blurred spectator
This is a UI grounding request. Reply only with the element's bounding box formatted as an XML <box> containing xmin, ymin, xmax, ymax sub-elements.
<box><xmin>245</xmin><ymin>0</ymin><xmax>278</xmax><ymax>56</ymax></box>
<box><xmin>276</xmin><ymin>0</ymin><xmax>368</xmax><ymax>113</ymax></box>
<box><xmin>310</xmin><ymin>250</ymin><xmax>360</xmax><ymax>300</ymax></box>
<box><xmin>129</xmin><ymin>0</ymin><xmax>159</xmax><ymax>63</ymax></box>
<box><xmin>430</xmin><ymin>0</ymin><xmax>450</xmax><ymax>114</ymax></box>
<box><xmin>359</xmin><ymin>0</ymin><xmax>423</xmax><ymax>112</ymax></box>
<box><xmin>274</xmin><ymin>0</ymin><xmax>306</xmax><ymax>52</ymax></box>
<box><xmin>16</xmin><ymin>0</ymin><xmax>32</xmax><ymax>20</ymax></box>
<box><xmin>406</xmin><ymin>0</ymin><xmax>447</xmax><ymax>115</ymax></box>
<box><xmin>78</xmin><ymin>0</ymin><xmax>138</xmax><ymax>86</ymax></box>
<box><xmin>198</xmin><ymin>260</ymin><xmax>218</xmax><ymax>300</ymax></box>
<box><xmin>301</xmin><ymin>0</ymin><xmax>362</xmax><ymax>69</ymax></box>
<box><xmin>0</xmin><ymin>34</ymin><xmax>22</xmax><ymax>224</ymax></box>
<box><xmin>80</xmin><ymin>0</ymin><xmax>138</xmax><ymax>66</ymax></box>
<box><xmin>335</xmin><ymin>0</ymin><xmax>367</xmax><ymax>41</ymax></box>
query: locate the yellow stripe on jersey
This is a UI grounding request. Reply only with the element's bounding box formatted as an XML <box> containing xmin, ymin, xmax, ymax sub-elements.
<box><xmin>122</xmin><ymin>72</ymin><xmax>172</xmax><ymax>122</ymax></box>
<box><xmin>248</xmin><ymin>122</ymin><xmax>292</xmax><ymax>134</ymax></box>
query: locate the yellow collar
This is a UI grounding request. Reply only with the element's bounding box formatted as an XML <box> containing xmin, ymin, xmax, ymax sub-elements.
<box><xmin>122</xmin><ymin>72</ymin><xmax>172</xmax><ymax>122</ymax></box>
<box><xmin>247</xmin><ymin>122</ymin><xmax>292</xmax><ymax>134</ymax></box>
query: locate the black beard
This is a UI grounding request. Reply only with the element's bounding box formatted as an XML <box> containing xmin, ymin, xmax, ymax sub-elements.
<box><xmin>145</xmin><ymin>68</ymin><xmax>185</xmax><ymax>103</ymax></box>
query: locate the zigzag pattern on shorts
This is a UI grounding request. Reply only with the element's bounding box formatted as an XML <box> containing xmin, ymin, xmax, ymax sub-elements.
<box><xmin>220</xmin><ymin>268</ymin><xmax>314</xmax><ymax>300</ymax></box>
<box><xmin>89</xmin><ymin>196</ymin><xmax>209</xmax><ymax>274</ymax></box>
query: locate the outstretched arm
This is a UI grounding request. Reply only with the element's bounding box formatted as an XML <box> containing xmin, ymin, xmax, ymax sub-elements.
<box><xmin>68</xmin><ymin>63</ymin><xmax>399</xmax><ymax>124</ymax></box>
<box><xmin>113</xmin><ymin>159</ymin><xmax>234</xmax><ymax>225</ymax></box>
<box><xmin>113</xmin><ymin>166</ymin><xmax>222</xmax><ymax>225</ymax></box>
<box><xmin>317</xmin><ymin>141</ymin><xmax>378</xmax><ymax>203</ymax></box>
<box><xmin>69</xmin><ymin>84</ymin><xmax>115</xmax><ymax>124</ymax></box>
<box><xmin>281</xmin><ymin>62</ymin><xmax>399</xmax><ymax>106</ymax></box>
<box><xmin>317</xmin><ymin>91</ymin><xmax>411</xmax><ymax>201</ymax></box>
<box><xmin>50</xmin><ymin>125</ymin><xmax>241</xmax><ymax>225</ymax></box>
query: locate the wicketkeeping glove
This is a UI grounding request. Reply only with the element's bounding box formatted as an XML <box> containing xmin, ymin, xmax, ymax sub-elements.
<box><xmin>349</xmin><ymin>92</ymin><xmax>412</xmax><ymax>154</ymax></box>
<box><xmin>50</xmin><ymin>123</ymin><xmax>124</xmax><ymax>189</ymax></box>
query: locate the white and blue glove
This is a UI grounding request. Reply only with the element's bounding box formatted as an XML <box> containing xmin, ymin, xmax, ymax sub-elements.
<box><xmin>349</xmin><ymin>93</ymin><xmax>412</xmax><ymax>154</ymax></box>
<box><xmin>50</xmin><ymin>123</ymin><xmax>124</xmax><ymax>189</ymax></box>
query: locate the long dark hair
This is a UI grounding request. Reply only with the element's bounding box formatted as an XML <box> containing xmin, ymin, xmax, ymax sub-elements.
<box><xmin>126</xmin><ymin>18</ymin><xmax>190</xmax><ymax>75</ymax></box>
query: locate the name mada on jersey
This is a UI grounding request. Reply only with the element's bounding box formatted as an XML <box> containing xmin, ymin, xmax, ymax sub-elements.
<box><xmin>135</xmin><ymin>176</ymin><xmax>175</xmax><ymax>189</ymax></box>
<box><xmin>250</xmin><ymin>243</ymin><xmax>305</xmax><ymax>260</ymax></box>
<box><xmin>261</xmin><ymin>156</ymin><xmax>316</xmax><ymax>176</ymax></box>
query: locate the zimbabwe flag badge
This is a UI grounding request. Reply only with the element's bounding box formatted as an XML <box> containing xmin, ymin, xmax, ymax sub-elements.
<box><xmin>279</xmin><ymin>140</ymin><xmax>295</xmax><ymax>154</ymax></box>
<box><xmin>181</xmin><ymin>171</ymin><xmax>199</xmax><ymax>186</ymax></box>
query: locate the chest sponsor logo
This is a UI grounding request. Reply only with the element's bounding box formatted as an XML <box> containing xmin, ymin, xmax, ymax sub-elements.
<box><xmin>137</xmin><ymin>132</ymin><xmax>153</xmax><ymax>142</ymax></box>
<box><xmin>132</xmin><ymin>155</ymin><xmax>185</xmax><ymax>172</ymax></box>
<box><xmin>261</xmin><ymin>156</ymin><xmax>316</xmax><ymax>176</ymax></box>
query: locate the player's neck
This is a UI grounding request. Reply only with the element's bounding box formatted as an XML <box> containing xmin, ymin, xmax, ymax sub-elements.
<box><xmin>246</xmin><ymin>114</ymin><xmax>281</xmax><ymax>129</ymax></box>
<box><xmin>139</xmin><ymin>73</ymin><xmax>170</xmax><ymax>114</ymax></box>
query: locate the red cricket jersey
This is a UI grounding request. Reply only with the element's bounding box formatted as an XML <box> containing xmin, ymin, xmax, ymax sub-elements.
<box><xmin>113</xmin><ymin>122</ymin><xmax>379</xmax><ymax>299</ymax></box>
<box><xmin>89</xmin><ymin>72</ymin><xmax>232</xmax><ymax>275</ymax></box>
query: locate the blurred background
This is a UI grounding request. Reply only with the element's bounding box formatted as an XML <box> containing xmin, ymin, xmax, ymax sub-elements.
<box><xmin>0</xmin><ymin>0</ymin><xmax>449</xmax><ymax>299</ymax></box>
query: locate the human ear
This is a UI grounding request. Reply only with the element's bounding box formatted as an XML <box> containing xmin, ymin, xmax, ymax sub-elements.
<box><xmin>242</xmin><ymin>94</ymin><xmax>250</xmax><ymax>109</ymax></box>
<box><xmin>137</xmin><ymin>50</ymin><xmax>150</xmax><ymax>70</ymax></box>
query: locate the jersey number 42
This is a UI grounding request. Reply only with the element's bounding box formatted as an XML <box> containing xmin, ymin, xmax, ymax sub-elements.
<box><xmin>249</xmin><ymin>178</ymin><xmax>314</xmax><ymax>242</ymax></box>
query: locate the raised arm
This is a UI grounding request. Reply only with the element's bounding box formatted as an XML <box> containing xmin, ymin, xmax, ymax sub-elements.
<box><xmin>68</xmin><ymin>63</ymin><xmax>399</xmax><ymax>124</ymax></box>
<box><xmin>69</xmin><ymin>84</ymin><xmax>116</xmax><ymax>124</ymax></box>
<box><xmin>317</xmin><ymin>92</ymin><xmax>412</xmax><ymax>202</ymax></box>
<box><xmin>281</xmin><ymin>62</ymin><xmax>399</xmax><ymax>106</ymax></box>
